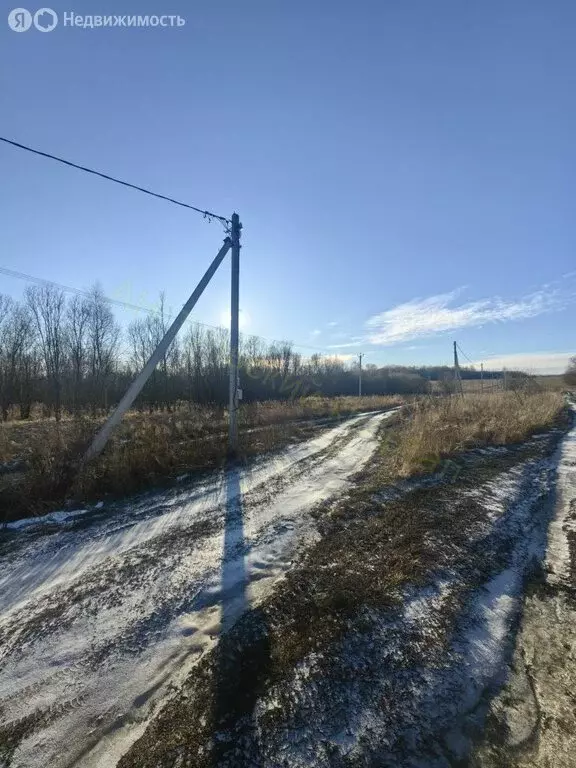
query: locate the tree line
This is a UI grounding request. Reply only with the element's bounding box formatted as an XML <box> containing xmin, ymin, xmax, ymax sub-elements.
<box><xmin>564</xmin><ymin>357</ymin><xmax>576</xmax><ymax>387</ymax></box>
<box><xmin>0</xmin><ymin>284</ymin><xmax>506</xmax><ymax>421</ymax></box>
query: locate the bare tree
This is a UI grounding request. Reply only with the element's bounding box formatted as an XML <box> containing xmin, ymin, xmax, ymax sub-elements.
<box><xmin>85</xmin><ymin>285</ymin><xmax>120</xmax><ymax>415</ymax></box>
<box><xmin>564</xmin><ymin>356</ymin><xmax>576</xmax><ymax>388</ymax></box>
<box><xmin>0</xmin><ymin>294</ymin><xmax>12</xmax><ymax>328</ymax></box>
<box><xmin>155</xmin><ymin>293</ymin><xmax>180</xmax><ymax>410</ymax></box>
<box><xmin>18</xmin><ymin>333</ymin><xmax>41</xmax><ymax>420</ymax></box>
<box><xmin>127</xmin><ymin>314</ymin><xmax>160</xmax><ymax>411</ymax></box>
<box><xmin>0</xmin><ymin>295</ymin><xmax>40</xmax><ymax>420</ymax></box>
<box><xmin>2</xmin><ymin>287</ymin><xmax>434</xmax><ymax>418</ymax></box>
<box><xmin>0</xmin><ymin>296</ymin><xmax>16</xmax><ymax>420</ymax></box>
<box><xmin>66</xmin><ymin>294</ymin><xmax>90</xmax><ymax>415</ymax></box>
<box><xmin>26</xmin><ymin>285</ymin><xmax>66</xmax><ymax>421</ymax></box>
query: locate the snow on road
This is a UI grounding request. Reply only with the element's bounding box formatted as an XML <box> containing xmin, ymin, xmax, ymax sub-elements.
<box><xmin>545</xmin><ymin>404</ymin><xmax>576</xmax><ymax>585</ymax></box>
<box><xmin>0</xmin><ymin>409</ymin><xmax>392</xmax><ymax>768</ymax></box>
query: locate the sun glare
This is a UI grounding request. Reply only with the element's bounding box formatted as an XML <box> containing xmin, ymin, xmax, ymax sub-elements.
<box><xmin>219</xmin><ymin>308</ymin><xmax>250</xmax><ymax>330</ymax></box>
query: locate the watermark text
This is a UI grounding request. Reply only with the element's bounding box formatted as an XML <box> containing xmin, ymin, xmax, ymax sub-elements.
<box><xmin>7</xmin><ymin>8</ymin><xmax>186</xmax><ymax>32</ymax></box>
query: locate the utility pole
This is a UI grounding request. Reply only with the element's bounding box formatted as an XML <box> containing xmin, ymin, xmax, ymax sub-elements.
<box><xmin>84</xmin><ymin>236</ymin><xmax>232</xmax><ymax>462</ymax></box>
<box><xmin>358</xmin><ymin>352</ymin><xmax>364</xmax><ymax>397</ymax></box>
<box><xmin>480</xmin><ymin>362</ymin><xmax>484</xmax><ymax>393</ymax></box>
<box><xmin>228</xmin><ymin>213</ymin><xmax>241</xmax><ymax>457</ymax></box>
<box><xmin>453</xmin><ymin>341</ymin><xmax>464</xmax><ymax>397</ymax></box>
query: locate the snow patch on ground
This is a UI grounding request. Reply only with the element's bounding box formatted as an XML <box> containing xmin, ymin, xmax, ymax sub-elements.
<box><xmin>545</xmin><ymin>405</ymin><xmax>576</xmax><ymax>585</ymax></box>
<box><xmin>3</xmin><ymin>508</ymin><xmax>89</xmax><ymax>530</ymax></box>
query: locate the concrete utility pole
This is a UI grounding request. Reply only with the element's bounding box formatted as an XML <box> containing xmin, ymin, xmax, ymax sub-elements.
<box><xmin>228</xmin><ymin>213</ymin><xmax>241</xmax><ymax>457</ymax></box>
<box><xmin>358</xmin><ymin>353</ymin><xmax>364</xmax><ymax>397</ymax></box>
<box><xmin>480</xmin><ymin>362</ymin><xmax>484</xmax><ymax>393</ymax></box>
<box><xmin>453</xmin><ymin>341</ymin><xmax>464</xmax><ymax>397</ymax></box>
<box><xmin>84</xmin><ymin>236</ymin><xmax>232</xmax><ymax>462</ymax></box>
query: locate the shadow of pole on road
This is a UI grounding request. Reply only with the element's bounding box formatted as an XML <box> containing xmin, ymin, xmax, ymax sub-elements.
<box><xmin>210</xmin><ymin>460</ymin><xmax>271</xmax><ymax>766</ymax></box>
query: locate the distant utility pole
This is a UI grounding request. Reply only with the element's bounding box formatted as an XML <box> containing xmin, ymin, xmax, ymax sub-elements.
<box><xmin>228</xmin><ymin>213</ymin><xmax>242</xmax><ymax>457</ymax></box>
<box><xmin>480</xmin><ymin>362</ymin><xmax>484</xmax><ymax>393</ymax></box>
<box><xmin>358</xmin><ymin>352</ymin><xmax>364</xmax><ymax>397</ymax></box>
<box><xmin>453</xmin><ymin>341</ymin><xmax>464</xmax><ymax>397</ymax></box>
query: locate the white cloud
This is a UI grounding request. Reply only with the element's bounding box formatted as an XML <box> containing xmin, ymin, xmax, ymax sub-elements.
<box><xmin>365</xmin><ymin>287</ymin><xmax>567</xmax><ymax>346</ymax></box>
<box><xmin>328</xmin><ymin>353</ymin><xmax>355</xmax><ymax>362</ymax></box>
<box><xmin>310</xmin><ymin>329</ymin><xmax>321</xmax><ymax>337</ymax></box>
<box><xmin>473</xmin><ymin>351</ymin><xmax>575</xmax><ymax>375</ymax></box>
<box><xmin>300</xmin><ymin>352</ymin><xmax>355</xmax><ymax>364</ymax></box>
<box><xmin>326</xmin><ymin>321</ymin><xmax>338</xmax><ymax>327</ymax></box>
<box><xmin>327</xmin><ymin>336</ymin><xmax>364</xmax><ymax>349</ymax></box>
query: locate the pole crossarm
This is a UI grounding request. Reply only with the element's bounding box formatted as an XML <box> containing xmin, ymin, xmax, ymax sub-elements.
<box><xmin>84</xmin><ymin>236</ymin><xmax>232</xmax><ymax>462</ymax></box>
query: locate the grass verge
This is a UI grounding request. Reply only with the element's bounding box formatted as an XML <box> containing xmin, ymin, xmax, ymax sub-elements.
<box><xmin>374</xmin><ymin>391</ymin><xmax>567</xmax><ymax>482</ymax></box>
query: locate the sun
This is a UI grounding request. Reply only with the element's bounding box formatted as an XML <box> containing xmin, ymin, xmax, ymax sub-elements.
<box><xmin>219</xmin><ymin>308</ymin><xmax>250</xmax><ymax>330</ymax></box>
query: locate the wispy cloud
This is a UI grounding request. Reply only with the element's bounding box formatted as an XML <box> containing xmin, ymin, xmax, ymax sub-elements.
<box><xmin>326</xmin><ymin>321</ymin><xmax>338</xmax><ymax>327</ymax></box>
<box><xmin>364</xmin><ymin>286</ymin><xmax>568</xmax><ymax>346</ymax></box>
<box><xmin>327</xmin><ymin>336</ymin><xmax>364</xmax><ymax>349</ymax></box>
<box><xmin>474</xmin><ymin>351</ymin><xmax>575</xmax><ymax>375</ymax></box>
<box><xmin>310</xmin><ymin>329</ymin><xmax>321</xmax><ymax>337</ymax></box>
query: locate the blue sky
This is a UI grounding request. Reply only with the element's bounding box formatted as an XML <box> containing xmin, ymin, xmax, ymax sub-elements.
<box><xmin>1</xmin><ymin>0</ymin><xmax>574</xmax><ymax>373</ymax></box>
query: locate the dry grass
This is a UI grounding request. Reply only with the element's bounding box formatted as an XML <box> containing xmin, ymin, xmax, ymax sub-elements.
<box><xmin>429</xmin><ymin>379</ymin><xmax>502</xmax><ymax>394</ymax></box>
<box><xmin>0</xmin><ymin>396</ymin><xmax>401</xmax><ymax>464</ymax></box>
<box><xmin>2</xmin><ymin>391</ymin><xmax>561</xmax><ymax>524</ymax></box>
<box><xmin>238</xmin><ymin>395</ymin><xmax>402</xmax><ymax>427</ymax></box>
<box><xmin>0</xmin><ymin>407</ymin><xmax>226</xmax><ymax>465</ymax></box>
<box><xmin>0</xmin><ymin>395</ymin><xmax>402</xmax><ymax>522</ymax></box>
<box><xmin>382</xmin><ymin>391</ymin><xmax>566</xmax><ymax>478</ymax></box>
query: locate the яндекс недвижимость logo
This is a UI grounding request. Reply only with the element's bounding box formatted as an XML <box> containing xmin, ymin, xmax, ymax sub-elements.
<box><xmin>8</xmin><ymin>7</ymin><xmax>58</xmax><ymax>31</ymax></box>
<box><xmin>7</xmin><ymin>9</ymin><xmax>185</xmax><ymax>30</ymax></box>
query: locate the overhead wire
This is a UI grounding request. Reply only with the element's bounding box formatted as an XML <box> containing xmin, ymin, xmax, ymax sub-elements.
<box><xmin>0</xmin><ymin>137</ymin><xmax>230</xmax><ymax>225</ymax></box>
<box><xmin>456</xmin><ymin>342</ymin><xmax>475</xmax><ymax>365</ymax></box>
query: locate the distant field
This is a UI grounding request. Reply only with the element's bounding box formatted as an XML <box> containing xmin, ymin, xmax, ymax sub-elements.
<box><xmin>533</xmin><ymin>374</ymin><xmax>567</xmax><ymax>391</ymax></box>
<box><xmin>430</xmin><ymin>374</ymin><xmax>567</xmax><ymax>394</ymax></box>
<box><xmin>429</xmin><ymin>378</ymin><xmax>502</xmax><ymax>393</ymax></box>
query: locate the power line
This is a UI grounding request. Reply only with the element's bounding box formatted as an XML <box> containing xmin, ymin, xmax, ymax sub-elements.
<box><xmin>0</xmin><ymin>265</ymin><xmax>168</xmax><ymax>316</ymax></box>
<box><xmin>456</xmin><ymin>342</ymin><xmax>475</xmax><ymax>365</ymax></box>
<box><xmin>0</xmin><ymin>265</ymin><xmax>342</xmax><ymax>357</ymax></box>
<box><xmin>0</xmin><ymin>137</ymin><xmax>230</xmax><ymax>225</ymax></box>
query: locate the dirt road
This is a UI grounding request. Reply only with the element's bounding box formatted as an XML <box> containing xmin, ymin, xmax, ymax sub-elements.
<box><xmin>118</xmin><ymin>412</ymin><xmax>575</xmax><ymax>768</ymax></box>
<box><xmin>0</xmin><ymin>410</ymin><xmax>393</xmax><ymax>768</ymax></box>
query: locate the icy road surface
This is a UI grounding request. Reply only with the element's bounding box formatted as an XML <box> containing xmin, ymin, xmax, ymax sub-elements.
<box><xmin>0</xmin><ymin>409</ymin><xmax>393</xmax><ymax>768</ymax></box>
